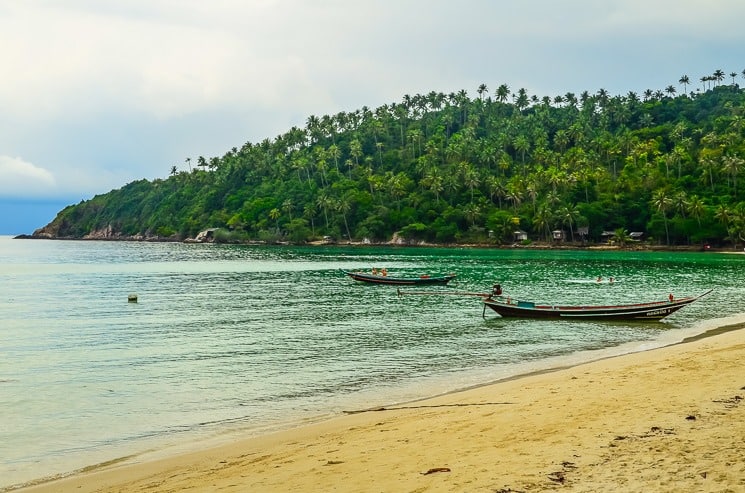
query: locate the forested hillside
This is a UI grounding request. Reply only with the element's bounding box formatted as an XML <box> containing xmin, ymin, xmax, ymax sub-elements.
<box><xmin>36</xmin><ymin>71</ymin><xmax>745</xmax><ymax>248</ymax></box>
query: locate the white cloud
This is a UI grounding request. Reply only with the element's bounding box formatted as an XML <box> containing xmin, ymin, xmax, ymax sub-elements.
<box><xmin>1</xmin><ymin>0</ymin><xmax>745</xmax><ymax>210</ymax></box>
<box><xmin>4</xmin><ymin>0</ymin><xmax>743</xmax><ymax>126</ymax></box>
<box><xmin>0</xmin><ymin>156</ymin><xmax>57</xmax><ymax>197</ymax></box>
<box><xmin>0</xmin><ymin>1</ymin><xmax>349</xmax><ymax>123</ymax></box>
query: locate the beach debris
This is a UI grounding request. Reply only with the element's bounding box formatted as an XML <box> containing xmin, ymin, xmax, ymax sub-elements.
<box><xmin>712</xmin><ymin>395</ymin><xmax>742</xmax><ymax>408</ymax></box>
<box><xmin>325</xmin><ymin>460</ymin><xmax>344</xmax><ymax>465</ymax></box>
<box><xmin>547</xmin><ymin>460</ymin><xmax>578</xmax><ymax>484</ymax></box>
<box><xmin>685</xmin><ymin>414</ymin><xmax>696</xmax><ymax>420</ymax></box>
<box><xmin>421</xmin><ymin>467</ymin><xmax>451</xmax><ymax>475</ymax></box>
<box><xmin>642</xmin><ymin>427</ymin><xmax>675</xmax><ymax>437</ymax></box>
<box><xmin>700</xmin><ymin>471</ymin><xmax>708</xmax><ymax>479</ymax></box>
<box><xmin>547</xmin><ymin>471</ymin><xmax>566</xmax><ymax>483</ymax></box>
<box><xmin>344</xmin><ymin>402</ymin><xmax>514</xmax><ymax>414</ymax></box>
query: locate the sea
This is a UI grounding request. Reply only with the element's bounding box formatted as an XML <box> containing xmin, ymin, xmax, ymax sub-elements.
<box><xmin>1</xmin><ymin>236</ymin><xmax>744</xmax><ymax>490</ymax></box>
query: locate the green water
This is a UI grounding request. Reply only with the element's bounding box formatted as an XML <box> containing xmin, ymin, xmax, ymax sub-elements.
<box><xmin>1</xmin><ymin>238</ymin><xmax>744</xmax><ymax>489</ymax></box>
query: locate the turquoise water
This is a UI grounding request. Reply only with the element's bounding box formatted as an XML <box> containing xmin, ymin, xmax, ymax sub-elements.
<box><xmin>1</xmin><ymin>237</ymin><xmax>744</xmax><ymax>489</ymax></box>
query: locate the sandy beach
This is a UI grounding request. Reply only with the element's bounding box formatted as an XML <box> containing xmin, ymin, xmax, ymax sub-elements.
<box><xmin>16</xmin><ymin>325</ymin><xmax>745</xmax><ymax>493</ymax></box>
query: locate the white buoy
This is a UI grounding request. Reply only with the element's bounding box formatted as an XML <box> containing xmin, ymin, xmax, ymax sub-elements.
<box><xmin>128</xmin><ymin>293</ymin><xmax>138</xmax><ymax>303</ymax></box>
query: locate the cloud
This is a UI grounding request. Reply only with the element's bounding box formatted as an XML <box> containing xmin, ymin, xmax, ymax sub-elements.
<box><xmin>1</xmin><ymin>0</ymin><xmax>745</xmax><ymax>210</ymax></box>
<box><xmin>0</xmin><ymin>1</ymin><xmax>349</xmax><ymax>124</ymax></box>
<box><xmin>4</xmin><ymin>0</ymin><xmax>744</xmax><ymax>126</ymax></box>
<box><xmin>0</xmin><ymin>156</ymin><xmax>57</xmax><ymax>197</ymax></box>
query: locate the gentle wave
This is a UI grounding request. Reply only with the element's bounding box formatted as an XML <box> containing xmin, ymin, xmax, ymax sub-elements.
<box><xmin>1</xmin><ymin>237</ymin><xmax>744</xmax><ymax>489</ymax></box>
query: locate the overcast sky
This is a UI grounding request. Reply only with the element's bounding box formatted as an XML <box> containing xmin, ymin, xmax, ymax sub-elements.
<box><xmin>2</xmin><ymin>0</ymin><xmax>744</xmax><ymax>234</ymax></box>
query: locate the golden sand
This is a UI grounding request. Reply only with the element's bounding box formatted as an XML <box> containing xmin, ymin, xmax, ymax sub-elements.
<box><xmin>18</xmin><ymin>327</ymin><xmax>745</xmax><ymax>492</ymax></box>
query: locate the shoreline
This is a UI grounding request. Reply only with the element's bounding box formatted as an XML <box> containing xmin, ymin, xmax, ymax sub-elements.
<box><xmin>9</xmin><ymin>234</ymin><xmax>745</xmax><ymax>254</ymax></box>
<box><xmin>13</xmin><ymin>319</ymin><xmax>745</xmax><ymax>492</ymax></box>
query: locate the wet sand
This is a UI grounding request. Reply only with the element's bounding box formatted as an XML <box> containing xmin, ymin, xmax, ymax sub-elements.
<box><xmin>16</xmin><ymin>325</ymin><xmax>745</xmax><ymax>492</ymax></box>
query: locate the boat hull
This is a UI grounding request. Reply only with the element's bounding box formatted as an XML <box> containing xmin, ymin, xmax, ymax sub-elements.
<box><xmin>483</xmin><ymin>292</ymin><xmax>710</xmax><ymax>321</ymax></box>
<box><xmin>344</xmin><ymin>271</ymin><xmax>455</xmax><ymax>286</ymax></box>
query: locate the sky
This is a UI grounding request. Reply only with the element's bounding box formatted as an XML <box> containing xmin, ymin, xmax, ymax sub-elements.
<box><xmin>1</xmin><ymin>0</ymin><xmax>744</xmax><ymax>235</ymax></box>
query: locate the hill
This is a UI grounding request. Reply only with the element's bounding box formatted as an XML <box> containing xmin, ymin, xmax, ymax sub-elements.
<box><xmin>31</xmin><ymin>73</ymin><xmax>745</xmax><ymax>248</ymax></box>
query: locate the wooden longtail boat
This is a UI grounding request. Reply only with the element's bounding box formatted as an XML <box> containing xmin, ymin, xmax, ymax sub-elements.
<box><xmin>482</xmin><ymin>289</ymin><xmax>712</xmax><ymax>321</ymax></box>
<box><xmin>343</xmin><ymin>270</ymin><xmax>456</xmax><ymax>286</ymax></box>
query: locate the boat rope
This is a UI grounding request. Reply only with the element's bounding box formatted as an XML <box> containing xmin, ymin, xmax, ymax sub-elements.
<box><xmin>397</xmin><ymin>288</ymin><xmax>491</xmax><ymax>297</ymax></box>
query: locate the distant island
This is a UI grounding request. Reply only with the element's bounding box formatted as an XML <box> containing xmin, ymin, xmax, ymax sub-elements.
<box><xmin>26</xmin><ymin>70</ymin><xmax>745</xmax><ymax>250</ymax></box>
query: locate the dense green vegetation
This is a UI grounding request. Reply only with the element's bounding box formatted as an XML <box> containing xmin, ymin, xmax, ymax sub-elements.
<box><xmin>43</xmin><ymin>70</ymin><xmax>745</xmax><ymax>248</ymax></box>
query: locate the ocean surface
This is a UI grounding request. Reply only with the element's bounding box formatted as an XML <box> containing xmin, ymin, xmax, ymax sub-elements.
<box><xmin>1</xmin><ymin>236</ymin><xmax>744</xmax><ymax>489</ymax></box>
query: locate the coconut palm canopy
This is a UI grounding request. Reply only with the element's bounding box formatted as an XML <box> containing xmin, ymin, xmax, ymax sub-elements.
<box><xmin>38</xmin><ymin>74</ymin><xmax>745</xmax><ymax>248</ymax></box>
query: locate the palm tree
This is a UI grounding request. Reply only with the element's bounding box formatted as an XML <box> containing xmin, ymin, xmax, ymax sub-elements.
<box><xmin>698</xmin><ymin>157</ymin><xmax>718</xmax><ymax>191</ymax></box>
<box><xmin>596</xmin><ymin>88</ymin><xmax>610</xmax><ymax>109</ymax></box>
<box><xmin>422</xmin><ymin>168</ymin><xmax>443</xmax><ymax>203</ymax></box>
<box><xmin>532</xmin><ymin>205</ymin><xmax>553</xmax><ymax>242</ymax></box>
<box><xmin>282</xmin><ymin>199</ymin><xmax>294</xmax><ymax>221</ymax></box>
<box><xmin>305</xmin><ymin>114</ymin><xmax>321</xmax><ymax>143</ymax></box>
<box><xmin>699</xmin><ymin>75</ymin><xmax>709</xmax><ymax>91</ymax></box>
<box><xmin>713</xmin><ymin>69</ymin><xmax>725</xmax><ymax>86</ymax></box>
<box><xmin>461</xmin><ymin>163</ymin><xmax>480</xmax><ymax>203</ymax></box>
<box><xmin>390</xmin><ymin>172</ymin><xmax>412</xmax><ymax>210</ymax></box>
<box><xmin>485</xmin><ymin>175</ymin><xmax>506</xmax><ymax>208</ymax></box>
<box><xmin>495</xmin><ymin>84</ymin><xmax>510</xmax><ymax>103</ymax></box>
<box><xmin>611</xmin><ymin>228</ymin><xmax>632</xmax><ymax>246</ymax></box>
<box><xmin>679</xmin><ymin>75</ymin><xmax>690</xmax><ymax>94</ymax></box>
<box><xmin>673</xmin><ymin>190</ymin><xmax>689</xmax><ymax>218</ymax></box>
<box><xmin>327</xmin><ymin>144</ymin><xmax>341</xmax><ymax>172</ymax></box>
<box><xmin>639</xmin><ymin>113</ymin><xmax>654</xmax><ymax>127</ymax></box>
<box><xmin>714</xmin><ymin>204</ymin><xmax>732</xmax><ymax>229</ymax></box>
<box><xmin>513</xmin><ymin>134</ymin><xmax>530</xmax><ymax>169</ymax></box>
<box><xmin>652</xmin><ymin>189</ymin><xmax>673</xmax><ymax>245</ymax></box>
<box><xmin>336</xmin><ymin>197</ymin><xmax>352</xmax><ymax>241</ymax></box>
<box><xmin>558</xmin><ymin>205</ymin><xmax>580</xmax><ymax>242</ymax></box>
<box><xmin>477</xmin><ymin>83</ymin><xmax>488</xmax><ymax>101</ymax></box>
<box><xmin>315</xmin><ymin>156</ymin><xmax>329</xmax><ymax>187</ymax></box>
<box><xmin>170</xmin><ymin>165</ymin><xmax>178</xmax><ymax>176</ymax></box>
<box><xmin>303</xmin><ymin>203</ymin><xmax>317</xmax><ymax>236</ymax></box>
<box><xmin>513</xmin><ymin>88</ymin><xmax>530</xmax><ymax>112</ymax></box>
<box><xmin>721</xmin><ymin>155</ymin><xmax>742</xmax><ymax>197</ymax></box>
<box><xmin>687</xmin><ymin>195</ymin><xmax>706</xmax><ymax>226</ymax></box>
<box><xmin>290</xmin><ymin>155</ymin><xmax>310</xmax><ymax>183</ymax></box>
<box><xmin>464</xmin><ymin>203</ymin><xmax>481</xmax><ymax>227</ymax></box>
<box><xmin>349</xmin><ymin>139</ymin><xmax>363</xmax><ymax>166</ymax></box>
<box><xmin>407</xmin><ymin>129</ymin><xmax>422</xmax><ymax>158</ymax></box>
<box><xmin>269</xmin><ymin>208</ymin><xmax>281</xmax><ymax>234</ymax></box>
<box><xmin>506</xmin><ymin>186</ymin><xmax>523</xmax><ymax>213</ymax></box>
<box><xmin>316</xmin><ymin>193</ymin><xmax>332</xmax><ymax>229</ymax></box>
